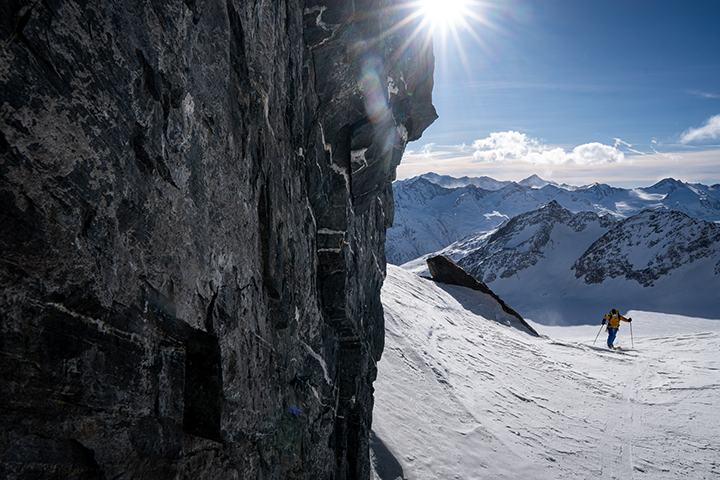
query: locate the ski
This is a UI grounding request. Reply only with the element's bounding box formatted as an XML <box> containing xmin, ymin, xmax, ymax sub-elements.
<box><xmin>586</xmin><ymin>344</ymin><xmax>638</xmax><ymax>356</ymax></box>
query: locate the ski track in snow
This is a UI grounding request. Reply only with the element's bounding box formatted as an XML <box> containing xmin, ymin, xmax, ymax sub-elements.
<box><xmin>373</xmin><ymin>265</ymin><xmax>720</xmax><ymax>480</ymax></box>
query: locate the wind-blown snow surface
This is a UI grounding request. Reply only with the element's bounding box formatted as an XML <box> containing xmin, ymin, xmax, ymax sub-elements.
<box><xmin>372</xmin><ymin>265</ymin><xmax>720</xmax><ymax>479</ymax></box>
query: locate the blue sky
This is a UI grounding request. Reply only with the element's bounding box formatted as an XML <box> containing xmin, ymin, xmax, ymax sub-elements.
<box><xmin>400</xmin><ymin>0</ymin><xmax>720</xmax><ymax>187</ymax></box>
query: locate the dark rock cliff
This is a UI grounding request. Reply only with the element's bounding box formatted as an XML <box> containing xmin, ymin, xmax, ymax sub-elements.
<box><xmin>0</xmin><ymin>1</ymin><xmax>436</xmax><ymax>479</ymax></box>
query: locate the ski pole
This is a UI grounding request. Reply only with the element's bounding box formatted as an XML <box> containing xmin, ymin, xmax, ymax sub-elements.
<box><xmin>630</xmin><ymin>321</ymin><xmax>634</xmax><ymax>349</ymax></box>
<box><xmin>593</xmin><ymin>323</ymin><xmax>604</xmax><ymax>345</ymax></box>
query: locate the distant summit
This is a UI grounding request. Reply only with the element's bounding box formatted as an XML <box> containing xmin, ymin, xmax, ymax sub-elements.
<box><xmin>398</xmin><ymin>172</ymin><xmax>514</xmax><ymax>190</ymax></box>
<box><xmin>648</xmin><ymin>177</ymin><xmax>685</xmax><ymax>193</ymax></box>
<box><xmin>518</xmin><ymin>174</ymin><xmax>552</xmax><ymax>188</ymax></box>
<box><xmin>387</xmin><ymin>173</ymin><xmax>720</xmax><ymax>265</ymax></box>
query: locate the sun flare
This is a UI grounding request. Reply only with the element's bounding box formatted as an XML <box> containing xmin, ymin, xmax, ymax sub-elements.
<box><xmin>380</xmin><ymin>0</ymin><xmax>488</xmax><ymax>79</ymax></box>
<box><xmin>418</xmin><ymin>0</ymin><xmax>472</xmax><ymax>32</ymax></box>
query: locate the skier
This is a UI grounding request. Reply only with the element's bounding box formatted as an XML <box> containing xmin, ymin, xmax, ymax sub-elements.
<box><xmin>602</xmin><ymin>308</ymin><xmax>632</xmax><ymax>350</ymax></box>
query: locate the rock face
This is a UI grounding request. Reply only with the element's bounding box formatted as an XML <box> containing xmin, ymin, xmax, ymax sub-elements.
<box><xmin>0</xmin><ymin>1</ymin><xmax>436</xmax><ymax>479</ymax></box>
<box><xmin>572</xmin><ymin>209</ymin><xmax>720</xmax><ymax>287</ymax></box>
<box><xmin>426</xmin><ymin>256</ymin><xmax>538</xmax><ymax>337</ymax></box>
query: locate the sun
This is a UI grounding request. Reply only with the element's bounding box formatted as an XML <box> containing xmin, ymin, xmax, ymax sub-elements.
<box><xmin>382</xmin><ymin>0</ymin><xmax>489</xmax><ymax>75</ymax></box>
<box><xmin>417</xmin><ymin>0</ymin><xmax>473</xmax><ymax>34</ymax></box>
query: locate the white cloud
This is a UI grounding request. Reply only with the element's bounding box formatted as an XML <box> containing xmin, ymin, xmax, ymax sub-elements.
<box><xmin>613</xmin><ymin>137</ymin><xmax>633</xmax><ymax>148</ymax></box>
<box><xmin>613</xmin><ymin>137</ymin><xmax>647</xmax><ymax>155</ymax></box>
<box><xmin>470</xmin><ymin>131</ymin><xmax>624</xmax><ymax>165</ymax></box>
<box><xmin>680</xmin><ymin>114</ymin><xmax>720</xmax><ymax>144</ymax></box>
<box><xmin>398</xmin><ymin>145</ymin><xmax>720</xmax><ymax>187</ymax></box>
<box><xmin>419</xmin><ymin>143</ymin><xmax>435</xmax><ymax>157</ymax></box>
<box><xmin>455</xmin><ymin>143</ymin><xmax>470</xmax><ymax>153</ymax></box>
<box><xmin>571</xmin><ymin>142</ymin><xmax>625</xmax><ymax>164</ymax></box>
<box><xmin>687</xmin><ymin>90</ymin><xmax>720</xmax><ymax>99</ymax></box>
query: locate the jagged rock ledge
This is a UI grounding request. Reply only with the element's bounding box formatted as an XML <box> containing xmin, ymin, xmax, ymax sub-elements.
<box><xmin>426</xmin><ymin>255</ymin><xmax>539</xmax><ymax>336</ymax></box>
<box><xmin>0</xmin><ymin>1</ymin><xmax>436</xmax><ymax>479</ymax></box>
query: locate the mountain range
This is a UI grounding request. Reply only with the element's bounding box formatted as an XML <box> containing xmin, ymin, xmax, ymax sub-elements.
<box><xmin>392</xmin><ymin>174</ymin><xmax>720</xmax><ymax>324</ymax></box>
<box><xmin>388</xmin><ymin>173</ymin><xmax>720</xmax><ymax>266</ymax></box>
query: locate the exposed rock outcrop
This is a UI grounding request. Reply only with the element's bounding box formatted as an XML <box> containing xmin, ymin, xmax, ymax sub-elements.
<box><xmin>426</xmin><ymin>256</ymin><xmax>538</xmax><ymax>336</ymax></box>
<box><xmin>0</xmin><ymin>1</ymin><xmax>436</xmax><ymax>479</ymax></box>
<box><xmin>572</xmin><ymin>209</ymin><xmax>720</xmax><ymax>287</ymax></box>
<box><xmin>457</xmin><ymin>200</ymin><xmax>616</xmax><ymax>283</ymax></box>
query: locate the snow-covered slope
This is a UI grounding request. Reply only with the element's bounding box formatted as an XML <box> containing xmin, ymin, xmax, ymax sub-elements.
<box><xmin>387</xmin><ymin>174</ymin><xmax>720</xmax><ymax>265</ymax></box>
<box><xmin>372</xmin><ymin>265</ymin><xmax>720</xmax><ymax>480</ymax></box>
<box><xmin>402</xmin><ymin>203</ymin><xmax>720</xmax><ymax>324</ymax></box>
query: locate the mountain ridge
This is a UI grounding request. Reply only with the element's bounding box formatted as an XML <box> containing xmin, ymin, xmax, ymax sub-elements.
<box><xmin>388</xmin><ymin>173</ymin><xmax>720</xmax><ymax>265</ymax></box>
<box><xmin>403</xmin><ymin>201</ymin><xmax>720</xmax><ymax>324</ymax></box>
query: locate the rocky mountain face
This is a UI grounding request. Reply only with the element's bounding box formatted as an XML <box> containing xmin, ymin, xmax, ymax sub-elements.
<box><xmin>572</xmin><ymin>209</ymin><xmax>720</xmax><ymax>287</ymax></box>
<box><xmin>455</xmin><ymin>201</ymin><xmax>616</xmax><ymax>284</ymax></box>
<box><xmin>0</xmin><ymin>1</ymin><xmax>436</xmax><ymax>479</ymax></box>
<box><xmin>387</xmin><ymin>174</ymin><xmax>720</xmax><ymax>265</ymax></box>
<box><xmin>428</xmin><ymin>202</ymin><xmax>720</xmax><ymax>323</ymax></box>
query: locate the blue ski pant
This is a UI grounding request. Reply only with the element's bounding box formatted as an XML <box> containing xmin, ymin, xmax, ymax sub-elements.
<box><xmin>607</xmin><ymin>327</ymin><xmax>618</xmax><ymax>347</ymax></box>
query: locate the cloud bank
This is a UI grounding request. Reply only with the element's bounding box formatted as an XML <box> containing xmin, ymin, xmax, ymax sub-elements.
<box><xmin>471</xmin><ymin>131</ymin><xmax>624</xmax><ymax>165</ymax></box>
<box><xmin>680</xmin><ymin>114</ymin><xmax>720</xmax><ymax>144</ymax></box>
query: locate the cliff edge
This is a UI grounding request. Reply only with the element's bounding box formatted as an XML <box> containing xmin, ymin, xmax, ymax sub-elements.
<box><xmin>0</xmin><ymin>1</ymin><xmax>436</xmax><ymax>478</ymax></box>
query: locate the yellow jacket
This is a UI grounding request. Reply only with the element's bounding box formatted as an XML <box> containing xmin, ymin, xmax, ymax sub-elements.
<box><xmin>603</xmin><ymin>309</ymin><xmax>630</xmax><ymax>328</ymax></box>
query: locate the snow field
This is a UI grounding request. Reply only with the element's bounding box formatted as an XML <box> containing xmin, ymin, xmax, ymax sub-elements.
<box><xmin>372</xmin><ymin>265</ymin><xmax>720</xmax><ymax>479</ymax></box>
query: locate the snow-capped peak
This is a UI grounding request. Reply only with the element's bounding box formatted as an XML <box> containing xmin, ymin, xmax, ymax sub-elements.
<box><xmin>419</xmin><ymin>203</ymin><xmax>720</xmax><ymax>324</ymax></box>
<box><xmin>388</xmin><ymin>174</ymin><xmax>720</xmax><ymax>265</ymax></box>
<box><xmin>518</xmin><ymin>174</ymin><xmax>552</xmax><ymax>188</ymax></box>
